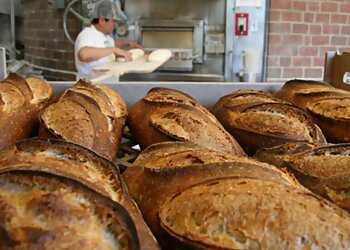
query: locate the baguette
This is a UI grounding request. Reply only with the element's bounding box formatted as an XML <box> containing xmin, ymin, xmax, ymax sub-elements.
<box><xmin>128</xmin><ymin>87</ymin><xmax>245</xmax><ymax>155</ymax></box>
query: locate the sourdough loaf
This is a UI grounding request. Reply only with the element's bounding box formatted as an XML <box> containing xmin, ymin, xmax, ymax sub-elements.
<box><xmin>123</xmin><ymin>141</ymin><xmax>302</xmax><ymax>247</ymax></box>
<box><xmin>212</xmin><ymin>90</ymin><xmax>326</xmax><ymax>155</ymax></box>
<box><xmin>159</xmin><ymin>178</ymin><xmax>350</xmax><ymax>249</ymax></box>
<box><xmin>255</xmin><ymin>142</ymin><xmax>350</xmax><ymax>211</ymax></box>
<box><xmin>0</xmin><ymin>73</ymin><xmax>54</xmax><ymax>149</ymax></box>
<box><xmin>127</xmin><ymin>87</ymin><xmax>245</xmax><ymax>156</ymax></box>
<box><xmin>0</xmin><ymin>171</ymin><xmax>139</xmax><ymax>249</ymax></box>
<box><xmin>39</xmin><ymin>79</ymin><xmax>127</xmax><ymax>161</ymax></box>
<box><xmin>0</xmin><ymin>138</ymin><xmax>159</xmax><ymax>250</ymax></box>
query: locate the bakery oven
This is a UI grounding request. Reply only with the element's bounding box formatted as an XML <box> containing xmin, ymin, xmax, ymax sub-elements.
<box><xmin>135</xmin><ymin>19</ymin><xmax>204</xmax><ymax>72</ymax></box>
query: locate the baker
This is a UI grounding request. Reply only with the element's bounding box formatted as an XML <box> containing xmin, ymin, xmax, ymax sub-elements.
<box><xmin>74</xmin><ymin>0</ymin><xmax>143</xmax><ymax>79</ymax></box>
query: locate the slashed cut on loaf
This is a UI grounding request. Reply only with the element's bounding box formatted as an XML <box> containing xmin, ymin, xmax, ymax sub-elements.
<box><xmin>212</xmin><ymin>90</ymin><xmax>326</xmax><ymax>155</ymax></box>
<box><xmin>128</xmin><ymin>87</ymin><xmax>245</xmax><ymax>155</ymax></box>
<box><xmin>0</xmin><ymin>73</ymin><xmax>54</xmax><ymax>150</ymax></box>
<box><xmin>39</xmin><ymin>79</ymin><xmax>127</xmax><ymax>161</ymax></box>
<box><xmin>159</xmin><ymin>178</ymin><xmax>350</xmax><ymax>249</ymax></box>
<box><xmin>0</xmin><ymin>138</ymin><xmax>160</xmax><ymax>250</ymax></box>
<box><xmin>255</xmin><ymin>142</ymin><xmax>350</xmax><ymax>212</ymax></box>
<box><xmin>0</xmin><ymin>171</ymin><xmax>139</xmax><ymax>250</ymax></box>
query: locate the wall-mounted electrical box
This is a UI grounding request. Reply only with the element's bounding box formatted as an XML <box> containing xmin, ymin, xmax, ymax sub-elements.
<box><xmin>235</xmin><ymin>13</ymin><xmax>249</xmax><ymax>36</ymax></box>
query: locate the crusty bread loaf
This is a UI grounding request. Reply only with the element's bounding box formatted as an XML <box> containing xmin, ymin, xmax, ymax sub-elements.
<box><xmin>0</xmin><ymin>171</ymin><xmax>139</xmax><ymax>249</ymax></box>
<box><xmin>128</xmin><ymin>87</ymin><xmax>245</xmax><ymax>156</ymax></box>
<box><xmin>212</xmin><ymin>90</ymin><xmax>326</xmax><ymax>155</ymax></box>
<box><xmin>159</xmin><ymin>178</ymin><xmax>350</xmax><ymax>249</ymax></box>
<box><xmin>0</xmin><ymin>73</ymin><xmax>54</xmax><ymax>149</ymax></box>
<box><xmin>275</xmin><ymin>79</ymin><xmax>350</xmax><ymax>143</ymax></box>
<box><xmin>306</xmin><ymin>96</ymin><xmax>350</xmax><ymax>142</ymax></box>
<box><xmin>39</xmin><ymin>79</ymin><xmax>127</xmax><ymax>161</ymax></box>
<box><xmin>255</xmin><ymin>142</ymin><xmax>350</xmax><ymax>211</ymax></box>
<box><xmin>123</xmin><ymin>142</ymin><xmax>302</xmax><ymax>247</ymax></box>
<box><xmin>0</xmin><ymin>138</ymin><xmax>159</xmax><ymax>250</ymax></box>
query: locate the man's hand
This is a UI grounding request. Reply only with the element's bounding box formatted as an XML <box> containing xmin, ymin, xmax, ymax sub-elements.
<box><xmin>114</xmin><ymin>48</ymin><xmax>132</xmax><ymax>61</ymax></box>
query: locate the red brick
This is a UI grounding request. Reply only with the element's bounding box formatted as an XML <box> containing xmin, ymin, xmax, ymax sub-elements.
<box><xmin>304</xmin><ymin>13</ymin><xmax>315</xmax><ymax>23</ymax></box>
<box><xmin>283</xmin><ymin>34</ymin><xmax>304</xmax><ymax>45</ymax></box>
<box><xmin>293</xmin><ymin>1</ymin><xmax>307</xmax><ymax>11</ymax></box>
<box><xmin>322</xmin><ymin>25</ymin><xmax>340</xmax><ymax>35</ymax></box>
<box><xmin>315</xmin><ymin>14</ymin><xmax>330</xmax><ymax>24</ymax></box>
<box><xmin>293</xmin><ymin>57</ymin><xmax>312</xmax><ymax>67</ymax></box>
<box><xmin>299</xmin><ymin>47</ymin><xmax>318</xmax><ymax>56</ymax></box>
<box><xmin>270</xmin><ymin>10</ymin><xmax>281</xmax><ymax>21</ymax></box>
<box><xmin>341</xmin><ymin>26</ymin><xmax>350</xmax><ymax>34</ymax></box>
<box><xmin>281</xmin><ymin>12</ymin><xmax>302</xmax><ymax>22</ymax></box>
<box><xmin>308</xmin><ymin>2</ymin><xmax>320</xmax><ymax>12</ymax></box>
<box><xmin>283</xmin><ymin>68</ymin><xmax>303</xmax><ymax>78</ymax></box>
<box><xmin>331</xmin><ymin>14</ymin><xmax>347</xmax><ymax>24</ymax></box>
<box><xmin>268</xmin><ymin>57</ymin><xmax>279</xmax><ymax>67</ymax></box>
<box><xmin>340</xmin><ymin>3</ymin><xmax>350</xmax><ymax>13</ymax></box>
<box><xmin>267</xmin><ymin>68</ymin><xmax>282</xmax><ymax>78</ymax></box>
<box><xmin>321</xmin><ymin>2</ymin><xmax>339</xmax><ymax>13</ymax></box>
<box><xmin>310</xmin><ymin>25</ymin><xmax>322</xmax><ymax>34</ymax></box>
<box><xmin>293</xmin><ymin>24</ymin><xmax>309</xmax><ymax>34</ymax></box>
<box><xmin>331</xmin><ymin>36</ymin><xmax>347</xmax><ymax>45</ymax></box>
<box><xmin>270</xmin><ymin>1</ymin><xmax>292</xmax><ymax>10</ymax></box>
<box><xmin>305</xmin><ymin>68</ymin><xmax>323</xmax><ymax>79</ymax></box>
<box><xmin>313</xmin><ymin>57</ymin><xmax>325</xmax><ymax>67</ymax></box>
<box><xmin>280</xmin><ymin>57</ymin><xmax>292</xmax><ymax>67</ymax></box>
<box><xmin>269</xmin><ymin>34</ymin><xmax>283</xmax><ymax>45</ymax></box>
<box><xmin>269</xmin><ymin>23</ymin><xmax>291</xmax><ymax>34</ymax></box>
<box><xmin>312</xmin><ymin>36</ymin><xmax>330</xmax><ymax>46</ymax></box>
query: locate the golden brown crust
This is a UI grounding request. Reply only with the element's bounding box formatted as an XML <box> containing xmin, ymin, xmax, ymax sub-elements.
<box><xmin>124</xmin><ymin>142</ymin><xmax>301</xmax><ymax>246</ymax></box>
<box><xmin>212</xmin><ymin>92</ymin><xmax>326</xmax><ymax>155</ymax></box>
<box><xmin>0</xmin><ymin>171</ymin><xmax>139</xmax><ymax>250</ymax></box>
<box><xmin>39</xmin><ymin>80</ymin><xmax>126</xmax><ymax>161</ymax></box>
<box><xmin>128</xmin><ymin>87</ymin><xmax>245</xmax><ymax>156</ymax></box>
<box><xmin>159</xmin><ymin>178</ymin><xmax>350</xmax><ymax>249</ymax></box>
<box><xmin>0</xmin><ymin>73</ymin><xmax>54</xmax><ymax>150</ymax></box>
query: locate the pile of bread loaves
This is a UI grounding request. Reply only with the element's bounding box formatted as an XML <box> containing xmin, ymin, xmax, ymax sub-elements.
<box><xmin>1</xmin><ymin>74</ymin><xmax>350</xmax><ymax>249</ymax></box>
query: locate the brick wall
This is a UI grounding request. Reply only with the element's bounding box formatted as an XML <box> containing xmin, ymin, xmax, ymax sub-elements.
<box><xmin>23</xmin><ymin>0</ymin><xmax>81</xmax><ymax>81</ymax></box>
<box><xmin>267</xmin><ymin>0</ymin><xmax>350</xmax><ymax>82</ymax></box>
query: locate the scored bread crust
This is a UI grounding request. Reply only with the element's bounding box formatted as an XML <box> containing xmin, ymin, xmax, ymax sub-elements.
<box><xmin>159</xmin><ymin>178</ymin><xmax>350</xmax><ymax>250</ymax></box>
<box><xmin>0</xmin><ymin>73</ymin><xmax>54</xmax><ymax>150</ymax></box>
<box><xmin>39</xmin><ymin>80</ymin><xmax>126</xmax><ymax>161</ymax></box>
<box><xmin>128</xmin><ymin>87</ymin><xmax>245</xmax><ymax>155</ymax></box>
<box><xmin>123</xmin><ymin>142</ymin><xmax>302</xmax><ymax>246</ymax></box>
<box><xmin>212</xmin><ymin>93</ymin><xmax>326</xmax><ymax>155</ymax></box>
<box><xmin>0</xmin><ymin>171</ymin><xmax>139</xmax><ymax>250</ymax></box>
<box><xmin>0</xmin><ymin>138</ymin><xmax>160</xmax><ymax>250</ymax></box>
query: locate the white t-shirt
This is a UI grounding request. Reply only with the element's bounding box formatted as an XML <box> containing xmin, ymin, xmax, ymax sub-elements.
<box><xmin>74</xmin><ymin>25</ymin><xmax>115</xmax><ymax>78</ymax></box>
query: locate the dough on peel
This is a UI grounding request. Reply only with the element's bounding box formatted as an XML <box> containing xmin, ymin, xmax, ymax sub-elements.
<box><xmin>148</xmin><ymin>49</ymin><xmax>172</xmax><ymax>62</ymax></box>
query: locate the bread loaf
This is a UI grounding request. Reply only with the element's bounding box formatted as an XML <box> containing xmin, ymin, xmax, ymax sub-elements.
<box><xmin>255</xmin><ymin>142</ymin><xmax>350</xmax><ymax>212</ymax></box>
<box><xmin>0</xmin><ymin>138</ymin><xmax>159</xmax><ymax>249</ymax></box>
<box><xmin>123</xmin><ymin>141</ymin><xmax>302</xmax><ymax>247</ymax></box>
<box><xmin>0</xmin><ymin>171</ymin><xmax>139</xmax><ymax>249</ymax></box>
<box><xmin>128</xmin><ymin>87</ymin><xmax>245</xmax><ymax>155</ymax></box>
<box><xmin>0</xmin><ymin>73</ymin><xmax>54</xmax><ymax>149</ymax></box>
<box><xmin>39</xmin><ymin>79</ymin><xmax>127</xmax><ymax>161</ymax></box>
<box><xmin>212</xmin><ymin>90</ymin><xmax>326</xmax><ymax>155</ymax></box>
<box><xmin>159</xmin><ymin>178</ymin><xmax>350</xmax><ymax>249</ymax></box>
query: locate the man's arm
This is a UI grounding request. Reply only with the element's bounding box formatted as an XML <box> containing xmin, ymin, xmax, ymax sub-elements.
<box><xmin>114</xmin><ymin>39</ymin><xmax>143</xmax><ymax>50</ymax></box>
<box><xmin>78</xmin><ymin>46</ymin><xmax>132</xmax><ymax>62</ymax></box>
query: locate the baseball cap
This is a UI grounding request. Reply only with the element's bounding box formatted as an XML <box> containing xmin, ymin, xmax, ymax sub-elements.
<box><xmin>90</xmin><ymin>0</ymin><xmax>127</xmax><ymax>22</ymax></box>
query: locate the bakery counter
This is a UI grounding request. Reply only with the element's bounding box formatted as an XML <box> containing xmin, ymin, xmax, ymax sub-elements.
<box><xmin>50</xmin><ymin>81</ymin><xmax>283</xmax><ymax>108</ymax></box>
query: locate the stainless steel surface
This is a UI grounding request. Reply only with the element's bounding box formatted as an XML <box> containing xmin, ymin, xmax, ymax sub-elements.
<box><xmin>0</xmin><ymin>47</ymin><xmax>6</xmax><ymax>81</ymax></box>
<box><xmin>10</xmin><ymin>0</ymin><xmax>15</xmax><ymax>60</ymax></box>
<box><xmin>50</xmin><ymin>81</ymin><xmax>283</xmax><ymax>108</ymax></box>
